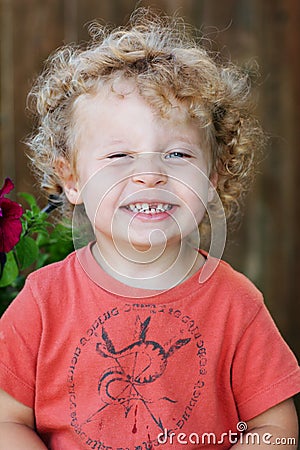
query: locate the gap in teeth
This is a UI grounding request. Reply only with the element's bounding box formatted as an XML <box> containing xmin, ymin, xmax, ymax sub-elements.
<box><xmin>128</xmin><ymin>203</ymin><xmax>172</xmax><ymax>213</ymax></box>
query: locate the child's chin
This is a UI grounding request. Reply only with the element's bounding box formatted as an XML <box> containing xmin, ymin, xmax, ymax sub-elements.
<box><xmin>128</xmin><ymin>234</ymin><xmax>182</xmax><ymax>251</ymax></box>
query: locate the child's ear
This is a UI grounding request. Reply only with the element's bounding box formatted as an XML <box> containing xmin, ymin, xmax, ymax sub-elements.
<box><xmin>208</xmin><ymin>171</ymin><xmax>218</xmax><ymax>203</ymax></box>
<box><xmin>55</xmin><ymin>157</ymin><xmax>83</xmax><ymax>205</ymax></box>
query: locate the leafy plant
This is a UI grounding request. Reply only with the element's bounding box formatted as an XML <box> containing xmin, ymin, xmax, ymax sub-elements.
<box><xmin>0</xmin><ymin>179</ymin><xmax>74</xmax><ymax>315</ymax></box>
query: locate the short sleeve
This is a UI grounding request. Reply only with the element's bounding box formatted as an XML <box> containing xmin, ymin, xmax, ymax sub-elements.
<box><xmin>0</xmin><ymin>280</ymin><xmax>42</xmax><ymax>407</ymax></box>
<box><xmin>232</xmin><ymin>303</ymin><xmax>300</xmax><ymax>421</ymax></box>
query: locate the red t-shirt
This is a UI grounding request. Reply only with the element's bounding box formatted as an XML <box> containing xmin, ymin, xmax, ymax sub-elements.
<box><xmin>0</xmin><ymin>245</ymin><xmax>299</xmax><ymax>449</ymax></box>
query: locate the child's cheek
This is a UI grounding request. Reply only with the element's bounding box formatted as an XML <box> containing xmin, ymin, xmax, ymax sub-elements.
<box><xmin>79</xmin><ymin>167</ymin><xmax>124</xmax><ymax>219</ymax></box>
<box><xmin>173</xmin><ymin>165</ymin><xmax>210</xmax><ymax>205</ymax></box>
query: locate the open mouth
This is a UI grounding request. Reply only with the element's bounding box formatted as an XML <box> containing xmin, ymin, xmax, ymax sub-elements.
<box><xmin>123</xmin><ymin>202</ymin><xmax>174</xmax><ymax>214</ymax></box>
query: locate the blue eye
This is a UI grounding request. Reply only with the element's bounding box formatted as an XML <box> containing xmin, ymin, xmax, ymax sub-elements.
<box><xmin>165</xmin><ymin>151</ymin><xmax>191</xmax><ymax>159</ymax></box>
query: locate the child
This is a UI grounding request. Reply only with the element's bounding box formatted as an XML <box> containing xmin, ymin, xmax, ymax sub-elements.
<box><xmin>0</xmin><ymin>8</ymin><xmax>299</xmax><ymax>450</ymax></box>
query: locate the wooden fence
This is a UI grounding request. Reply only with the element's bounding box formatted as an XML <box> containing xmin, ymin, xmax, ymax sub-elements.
<box><xmin>1</xmin><ymin>0</ymin><xmax>299</xmax><ymax>413</ymax></box>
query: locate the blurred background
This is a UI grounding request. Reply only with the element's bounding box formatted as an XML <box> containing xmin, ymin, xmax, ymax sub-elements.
<box><xmin>0</xmin><ymin>0</ymin><xmax>299</xmax><ymax>425</ymax></box>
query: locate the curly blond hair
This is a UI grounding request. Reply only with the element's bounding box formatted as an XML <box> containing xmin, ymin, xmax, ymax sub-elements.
<box><xmin>26</xmin><ymin>8</ymin><xmax>265</xmax><ymax>223</ymax></box>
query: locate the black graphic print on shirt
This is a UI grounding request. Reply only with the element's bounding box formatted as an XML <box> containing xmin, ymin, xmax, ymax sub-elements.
<box><xmin>67</xmin><ymin>303</ymin><xmax>207</xmax><ymax>450</ymax></box>
<box><xmin>84</xmin><ymin>316</ymin><xmax>190</xmax><ymax>430</ymax></box>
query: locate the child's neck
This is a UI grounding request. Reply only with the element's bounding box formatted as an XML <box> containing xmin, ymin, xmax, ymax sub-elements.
<box><xmin>91</xmin><ymin>235</ymin><xmax>205</xmax><ymax>290</ymax></box>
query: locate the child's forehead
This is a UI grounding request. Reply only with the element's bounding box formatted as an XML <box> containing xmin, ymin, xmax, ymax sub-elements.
<box><xmin>73</xmin><ymin>77</ymin><xmax>192</xmax><ymax>125</ymax></box>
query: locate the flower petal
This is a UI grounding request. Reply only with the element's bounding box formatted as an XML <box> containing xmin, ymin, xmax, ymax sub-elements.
<box><xmin>0</xmin><ymin>197</ymin><xmax>23</xmax><ymax>253</ymax></box>
<box><xmin>0</xmin><ymin>217</ymin><xmax>22</xmax><ymax>253</ymax></box>
<box><xmin>0</xmin><ymin>198</ymin><xmax>23</xmax><ymax>219</ymax></box>
<box><xmin>0</xmin><ymin>178</ymin><xmax>14</xmax><ymax>198</ymax></box>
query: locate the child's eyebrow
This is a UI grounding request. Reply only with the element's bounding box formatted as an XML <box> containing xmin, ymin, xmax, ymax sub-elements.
<box><xmin>101</xmin><ymin>134</ymin><xmax>203</xmax><ymax>151</ymax></box>
<box><xmin>166</xmin><ymin>136</ymin><xmax>204</xmax><ymax>149</ymax></box>
<box><xmin>170</xmin><ymin>137</ymin><xmax>198</xmax><ymax>145</ymax></box>
<box><xmin>103</xmin><ymin>140</ymin><xmax>200</xmax><ymax>150</ymax></box>
<box><xmin>103</xmin><ymin>139</ymin><xmax>127</xmax><ymax>147</ymax></box>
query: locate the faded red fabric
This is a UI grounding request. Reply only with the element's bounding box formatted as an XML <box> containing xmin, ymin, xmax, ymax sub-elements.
<box><xmin>0</xmin><ymin>245</ymin><xmax>299</xmax><ymax>449</ymax></box>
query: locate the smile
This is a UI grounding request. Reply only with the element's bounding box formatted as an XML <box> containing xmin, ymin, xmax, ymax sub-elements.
<box><xmin>124</xmin><ymin>203</ymin><xmax>173</xmax><ymax>214</ymax></box>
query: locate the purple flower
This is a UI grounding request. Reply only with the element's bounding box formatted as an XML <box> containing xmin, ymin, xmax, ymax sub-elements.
<box><xmin>0</xmin><ymin>178</ymin><xmax>23</xmax><ymax>254</ymax></box>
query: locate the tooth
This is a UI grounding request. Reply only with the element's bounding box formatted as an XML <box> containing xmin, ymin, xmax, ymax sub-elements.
<box><xmin>127</xmin><ymin>202</ymin><xmax>173</xmax><ymax>213</ymax></box>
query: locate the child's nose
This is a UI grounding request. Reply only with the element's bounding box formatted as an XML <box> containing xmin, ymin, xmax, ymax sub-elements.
<box><xmin>131</xmin><ymin>153</ymin><xmax>168</xmax><ymax>187</ymax></box>
<box><xmin>131</xmin><ymin>171</ymin><xmax>168</xmax><ymax>187</ymax></box>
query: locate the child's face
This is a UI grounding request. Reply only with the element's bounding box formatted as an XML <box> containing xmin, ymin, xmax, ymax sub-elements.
<box><xmin>65</xmin><ymin>81</ymin><xmax>215</xmax><ymax>253</ymax></box>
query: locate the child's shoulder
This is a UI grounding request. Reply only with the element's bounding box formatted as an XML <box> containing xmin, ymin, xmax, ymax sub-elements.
<box><xmin>220</xmin><ymin>257</ymin><xmax>261</xmax><ymax>291</ymax></box>
<box><xmin>202</xmin><ymin>253</ymin><xmax>264</xmax><ymax>306</ymax></box>
<box><xmin>26</xmin><ymin>248</ymin><xmax>79</xmax><ymax>287</ymax></box>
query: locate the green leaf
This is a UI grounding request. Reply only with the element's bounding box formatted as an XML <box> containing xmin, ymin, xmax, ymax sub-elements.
<box><xmin>31</xmin><ymin>204</ymin><xmax>41</xmax><ymax>215</ymax></box>
<box><xmin>15</xmin><ymin>236</ymin><xmax>39</xmax><ymax>270</ymax></box>
<box><xmin>0</xmin><ymin>252</ymin><xmax>19</xmax><ymax>287</ymax></box>
<box><xmin>18</xmin><ymin>192</ymin><xmax>38</xmax><ymax>209</ymax></box>
<box><xmin>35</xmin><ymin>252</ymin><xmax>50</xmax><ymax>269</ymax></box>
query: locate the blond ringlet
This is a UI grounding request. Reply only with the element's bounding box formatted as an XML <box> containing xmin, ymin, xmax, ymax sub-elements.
<box><xmin>26</xmin><ymin>8</ymin><xmax>265</xmax><ymax>223</ymax></box>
